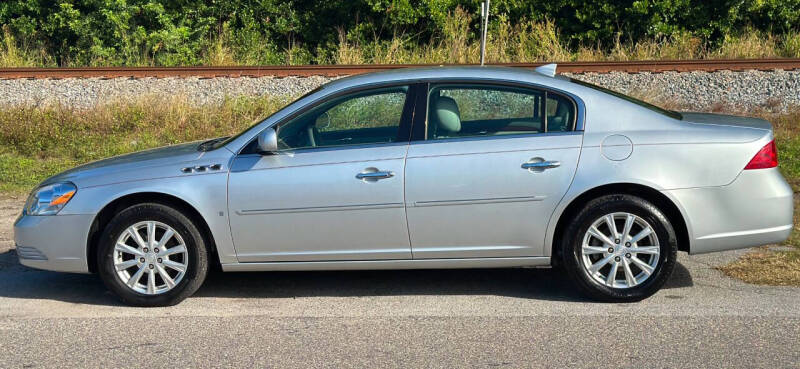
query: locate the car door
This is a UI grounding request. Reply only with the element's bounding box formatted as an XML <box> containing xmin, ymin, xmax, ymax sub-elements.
<box><xmin>405</xmin><ymin>82</ymin><xmax>582</xmax><ymax>258</ymax></box>
<box><xmin>228</xmin><ymin>84</ymin><xmax>418</xmax><ymax>262</ymax></box>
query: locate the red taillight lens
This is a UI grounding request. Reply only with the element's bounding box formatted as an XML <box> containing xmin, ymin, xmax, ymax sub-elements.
<box><xmin>744</xmin><ymin>140</ymin><xmax>778</xmax><ymax>170</ymax></box>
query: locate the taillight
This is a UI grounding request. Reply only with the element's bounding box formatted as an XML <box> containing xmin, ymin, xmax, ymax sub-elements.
<box><xmin>744</xmin><ymin>140</ymin><xmax>778</xmax><ymax>170</ymax></box>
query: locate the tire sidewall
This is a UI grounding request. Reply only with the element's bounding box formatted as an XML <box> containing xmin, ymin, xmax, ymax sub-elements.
<box><xmin>97</xmin><ymin>203</ymin><xmax>208</xmax><ymax>307</ymax></box>
<box><xmin>563</xmin><ymin>194</ymin><xmax>677</xmax><ymax>302</ymax></box>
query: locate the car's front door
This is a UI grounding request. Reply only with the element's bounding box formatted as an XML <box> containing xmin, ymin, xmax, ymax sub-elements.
<box><xmin>228</xmin><ymin>85</ymin><xmax>418</xmax><ymax>262</ymax></box>
<box><xmin>405</xmin><ymin>83</ymin><xmax>582</xmax><ymax>258</ymax></box>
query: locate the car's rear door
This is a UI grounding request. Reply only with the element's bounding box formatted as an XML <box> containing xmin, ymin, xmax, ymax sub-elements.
<box><xmin>228</xmin><ymin>84</ymin><xmax>421</xmax><ymax>262</ymax></box>
<box><xmin>404</xmin><ymin>82</ymin><xmax>583</xmax><ymax>258</ymax></box>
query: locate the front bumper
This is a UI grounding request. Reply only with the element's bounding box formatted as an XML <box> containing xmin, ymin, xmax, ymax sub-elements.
<box><xmin>666</xmin><ymin>167</ymin><xmax>794</xmax><ymax>254</ymax></box>
<box><xmin>13</xmin><ymin>213</ymin><xmax>94</xmax><ymax>273</ymax></box>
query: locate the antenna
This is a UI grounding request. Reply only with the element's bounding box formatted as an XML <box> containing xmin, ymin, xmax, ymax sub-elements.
<box><xmin>534</xmin><ymin>63</ymin><xmax>557</xmax><ymax>77</ymax></box>
<box><xmin>480</xmin><ymin>0</ymin><xmax>490</xmax><ymax>66</ymax></box>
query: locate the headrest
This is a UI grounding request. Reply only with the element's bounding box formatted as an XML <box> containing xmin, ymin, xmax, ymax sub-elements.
<box><xmin>548</xmin><ymin>101</ymin><xmax>571</xmax><ymax>131</ymax></box>
<box><xmin>433</xmin><ymin>96</ymin><xmax>461</xmax><ymax>133</ymax></box>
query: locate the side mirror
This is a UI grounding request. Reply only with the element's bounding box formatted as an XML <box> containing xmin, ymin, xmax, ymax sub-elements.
<box><xmin>257</xmin><ymin>127</ymin><xmax>278</xmax><ymax>153</ymax></box>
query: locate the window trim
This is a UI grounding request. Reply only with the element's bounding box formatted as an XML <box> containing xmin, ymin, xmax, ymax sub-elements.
<box><xmin>418</xmin><ymin>81</ymin><xmax>580</xmax><ymax>142</ymax></box>
<box><xmin>238</xmin><ymin>82</ymin><xmax>421</xmax><ymax>155</ymax></box>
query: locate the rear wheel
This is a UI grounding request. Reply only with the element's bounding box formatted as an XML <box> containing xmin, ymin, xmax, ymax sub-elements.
<box><xmin>97</xmin><ymin>203</ymin><xmax>208</xmax><ymax>306</ymax></box>
<box><xmin>561</xmin><ymin>194</ymin><xmax>677</xmax><ymax>302</ymax></box>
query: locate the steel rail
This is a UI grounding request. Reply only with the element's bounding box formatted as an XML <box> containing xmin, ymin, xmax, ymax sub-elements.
<box><xmin>1</xmin><ymin>58</ymin><xmax>799</xmax><ymax>79</ymax></box>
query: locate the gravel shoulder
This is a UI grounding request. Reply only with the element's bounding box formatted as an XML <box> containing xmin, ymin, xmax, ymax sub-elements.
<box><xmin>2</xmin><ymin>70</ymin><xmax>800</xmax><ymax>113</ymax></box>
<box><xmin>1</xmin><ymin>197</ymin><xmax>798</xmax><ymax>367</ymax></box>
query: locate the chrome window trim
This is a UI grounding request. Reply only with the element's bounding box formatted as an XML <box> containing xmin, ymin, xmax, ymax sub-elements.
<box><xmin>237</xmin><ymin>140</ymin><xmax>412</xmax><ymax>157</ymax></box>
<box><xmin>235</xmin><ymin>80</ymin><xmax>424</xmax><ymax>156</ymax></box>
<box><xmin>233</xmin><ymin>77</ymin><xmax>586</xmax><ymax>156</ymax></box>
<box><xmin>421</xmin><ymin>80</ymin><xmax>583</xmax><ymax>143</ymax></box>
<box><xmin>424</xmin><ymin>78</ymin><xmax>586</xmax><ymax>131</ymax></box>
<box><xmin>406</xmin><ymin>130</ymin><xmax>583</xmax><ymax>147</ymax></box>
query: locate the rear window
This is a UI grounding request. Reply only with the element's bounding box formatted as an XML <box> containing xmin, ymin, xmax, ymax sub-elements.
<box><xmin>570</xmin><ymin>78</ymin><xmax>682</xmax><ymax>120</ymax></box>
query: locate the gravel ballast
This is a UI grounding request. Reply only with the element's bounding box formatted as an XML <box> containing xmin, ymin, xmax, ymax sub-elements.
<box><xmin>0</xmin><ymin>76</ymin><xmax>332</xmax><ymax>109</ymax></box>
<box><xmin>1</xmin><ymin>69</ymin><xmax>799</xmax><ymax>112</ymax></box>
<box><xmin>564</xmin><ymin>70</ymin><xmax>800</xmax><ymax>113</ymax></box>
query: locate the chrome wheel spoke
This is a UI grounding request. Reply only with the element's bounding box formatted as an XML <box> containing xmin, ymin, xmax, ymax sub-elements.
<box><xmin>588</xmin><ymin>226</ymin><xmax>615</xmax><ymax>247</ymax></box>
<box><xmin>582</xmin><ymin>246</ymin><xmax>608</xmax><ymax>255</ymax></box>
<box><xmin>630</xmin><ymin>256</ymin><xmax>654</xmax><ymax>275</ymax></box>
<box><xmin>629</xmin><ymin>228</ymin><xmax>653</xmax><ymax>244</ymax></box>
<box><xmin>163</xmin><ymin>259</ymin><xmax>187</xmax><ymax>273</ymax></box>
<box><xmin>606</xmin><ymin>261</ymin><xmax>619</xmax><ymax>286</ymax></box>
<box><xmin>156</xmin><ymin>264</ymin><xmax>175</xmax><ymax>289</ymax></box>
<box><xmin>115</xmin><ymin>242</ymin><xmax>143</xmax><ymax>257</ymax></box>
<box><xmin>155</xmin><ymin>229</ymin><xmax>175</xmax><ymax>249</ymax></box>
<box><xmin>146</xmin><ymin>222</ymin><xmax>156</xmax><ymax>248</ymax></box>
<box><xmin>127</xmin><ymin>265</ymin><xmax>146</xmax><ymax>288</ymax></box>
<box><xmin>622</xmin><ymin>259</ymin><xmax>637</xmax><ymax>287</ymax></box>
<box><xmin>589</xmin><ymin>254</ymin><xmax>614</xmax><ymax>274</ymax></box>
<box><xmin>159</xmin><ymin>244</ymin><xmax>186</xmax><ymax>257</ymax></box>
<box><xmin>630</xmin><ymin>246</ymin><xmax>659</xmax><ymax>255</ymax></box>
<box><xmin>621</xmin><ymin>214</ymin><xmax>635</xmax><ymax>243</ymax></box>
<box><xmin>115</xmin><ymin>259</ymin><xmax>138</xmax><ymax>271</ymax></box>
<box><xmin>604</xmin><ymin>215</ymin><xmax>619</xmax><ymax>239</ymax></box>
<box><xmin>128</xmin><ymin>228</ymin><xmax>148</xmax><ymax>249</ymax></box>
<box><xmin>147</xmin><ymin>269</ymin><xmax>156</xmax><ymax>294</ymax></box>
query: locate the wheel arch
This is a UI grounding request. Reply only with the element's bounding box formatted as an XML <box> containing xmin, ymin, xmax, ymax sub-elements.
<box><xmin>86</xmin><ymin>192</ymin><xmax>220</xmax><ymax>273</ymax></box>
<box><xmin>550</xmin><ymin>183</ymin><xmax>691</xmax><ymax>265</ymax></box>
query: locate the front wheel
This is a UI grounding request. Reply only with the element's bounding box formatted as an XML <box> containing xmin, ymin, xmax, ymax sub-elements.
<box><xmin>560</xmin><ymin>194</ymin><xmax>677</xmax><ymax>302</ymax></box>
<box><xmin>97</xmin><ymin>203</ymin><xmax>208</xmax><ymax>307</ymax></box>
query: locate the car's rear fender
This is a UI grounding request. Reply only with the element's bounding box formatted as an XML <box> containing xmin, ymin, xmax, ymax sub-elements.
<box><xmin>545</xmin><ymin>121</ymin><xmax>781</xmax><ymax>257</ymax></box>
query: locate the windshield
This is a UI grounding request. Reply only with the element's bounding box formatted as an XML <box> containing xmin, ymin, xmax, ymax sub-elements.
<box><xmin>570</xmin><ymin>78</ymin><xmax>682</xmax><ymax>120</ymax></box>
<box><xmin>207</xmin><ymin>86</ymin><xmax>325</xmax><ymax>150</ymax></box>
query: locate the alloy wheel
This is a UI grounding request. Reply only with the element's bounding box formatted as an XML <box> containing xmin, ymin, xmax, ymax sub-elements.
<box><xmin>580</xmin><ymin>212</ymin><xmax>660</xmax><ymax>289</ymax></box>
<box><xmin>113</xmin><ymin>221</ymin><xmax>188</xmax><ymax>295</ymax></box>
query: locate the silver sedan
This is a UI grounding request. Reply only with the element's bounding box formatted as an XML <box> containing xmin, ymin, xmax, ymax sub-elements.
<box><xmin>14</xmin><ymin>65</ymin><xmax>793</xmax><ymax>306</ymax></box>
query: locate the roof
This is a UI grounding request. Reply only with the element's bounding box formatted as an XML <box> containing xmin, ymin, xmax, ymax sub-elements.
<box><xmin>323</xmin><ymin>66</ymin><xmax>560</xmax><ymax>92</ymax></box>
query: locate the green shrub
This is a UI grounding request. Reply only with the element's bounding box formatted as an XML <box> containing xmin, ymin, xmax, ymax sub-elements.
<box><xmin>1</xmin><ymin>1</ymin><xmax>800</xmax><ymax>67</ymax></box>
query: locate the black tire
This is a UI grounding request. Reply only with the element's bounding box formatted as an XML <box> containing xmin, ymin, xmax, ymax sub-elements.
<box><xmin>97</xmin><ymin>203</ymin><xmax>208</xmax><ymax>307</ymax></box>
<box><xmin>560</xmin><ymin>194</ymin><xmax>677</xmax><ymax>302</ymax></box>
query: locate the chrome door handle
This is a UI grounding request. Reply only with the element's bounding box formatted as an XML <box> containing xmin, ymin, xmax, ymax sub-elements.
<box><xmin>521</xmin><ymin>160</ymin><xmax>561</xmax><ymax>170</ymax></box>
<box><xmin>356</xmin><ymin>170</ymin><xmax>394</xmax><ymax>181</ymax></box>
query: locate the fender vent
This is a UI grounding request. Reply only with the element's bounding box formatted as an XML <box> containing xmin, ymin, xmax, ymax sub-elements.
<box><xmin>181</xmin><ymin>164</ymin><xmax>223</xmax><ymax>174</ymax></box>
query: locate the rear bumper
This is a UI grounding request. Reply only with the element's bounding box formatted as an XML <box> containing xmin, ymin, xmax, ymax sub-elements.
<box><xmin>666</xmin><ymin>168</ymin><xmax>793</xmax><ymax>254</ymax></box>
<box><xmin>13</xmin><ymin>213</ymin><xmax>94</xmax><ymax>273</ymax></box>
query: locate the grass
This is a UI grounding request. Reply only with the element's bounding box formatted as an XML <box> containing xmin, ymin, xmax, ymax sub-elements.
<box><xmin>0</xmin><ymin>90</ymin><xmax>798</xmax><ymax>285</ymax></box>
<box><xmin>3</xmin><ymin>9</ymin><xmax>800</xmax><ymax>67</ymax></box>
<box><xmin>332</xmin><ymin>16</ymin><xmax>800</xmax><ymax>65</ymax></box>
<box><xmin>0</xmin><ymin>94</ymin><xmax>292</xmax><ymax>193</ymax></box>
<box><xmin>717</xmin><ymin>245</ymin><xmax>800</xmax><ymax>286</ymax></box>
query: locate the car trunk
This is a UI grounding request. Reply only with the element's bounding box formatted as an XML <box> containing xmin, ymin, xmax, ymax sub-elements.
<box><xmin>680</xmin><ymin>112</ymin><xmax>772</xmax><ymax>131</ymax></box>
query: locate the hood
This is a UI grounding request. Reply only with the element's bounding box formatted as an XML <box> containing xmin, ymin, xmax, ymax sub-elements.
<box><xmin>41</xmin><ymin>142</ymin><xmax>204</xmax><ymax>187</ymax></box>
<box><xmin>681</xmin><ymin>112</ymin><xmax>772</xmax><ymax>131</ymax></box>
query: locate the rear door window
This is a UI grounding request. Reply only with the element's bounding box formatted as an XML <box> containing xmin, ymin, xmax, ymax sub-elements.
<box><xmin>426</xmin><ymin>84</ymin><xmax>575</xmax><ymax>140</ymax></box>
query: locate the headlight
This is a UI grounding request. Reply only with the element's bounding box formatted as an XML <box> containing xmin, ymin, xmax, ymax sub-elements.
<box><xmin>24</xmin><ymin>182</ymin><xmax>77</xmax><ymax>216</ymax></box>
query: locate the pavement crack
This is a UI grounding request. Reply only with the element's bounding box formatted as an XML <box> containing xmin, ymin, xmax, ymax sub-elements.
<box><xmin>104</xmin><ymin>341</ymin><xmax>159</xmax><ymax>351</ymax></box>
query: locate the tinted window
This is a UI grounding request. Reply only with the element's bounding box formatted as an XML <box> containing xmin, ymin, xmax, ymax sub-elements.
<box><xmin>426</xmin><ymin>84</ymin><xmax>574</xmax><ymax>140</ymax></box>
<box><xmin>276</xmin><ymin>86</ymin><xmax>410</xmax><ymax>150</ymax></box>
<box><xmin>545</xmin><ymin>93</ymin><xmax>576</xmax><ymax>132</ymax></box>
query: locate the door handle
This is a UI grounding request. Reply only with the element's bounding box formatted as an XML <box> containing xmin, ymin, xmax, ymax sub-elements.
<box><xmin>521</xmin><ymin>159</ymin><xmax>561</xmax><ymax>171</ymax></box>
<box><xmin>356</xmin><ymin>169</ymin><xmax>394</xmax><ymax>181</ymax></box>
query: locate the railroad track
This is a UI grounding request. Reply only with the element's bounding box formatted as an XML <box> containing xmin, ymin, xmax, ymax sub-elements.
<box><xmin>1</xmin><ymin>58</ymin><xmax>799</xmax><ymax>79</ymax></box>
